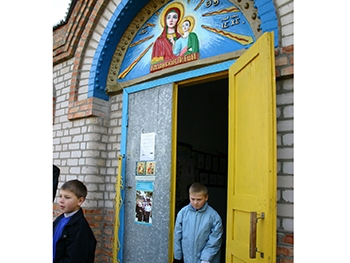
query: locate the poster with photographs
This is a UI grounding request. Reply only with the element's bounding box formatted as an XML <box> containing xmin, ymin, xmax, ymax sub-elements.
<box><xmin>135</xmin><ymin>181</ymin><xmax>153</xmax><ymax>226</ymax></box>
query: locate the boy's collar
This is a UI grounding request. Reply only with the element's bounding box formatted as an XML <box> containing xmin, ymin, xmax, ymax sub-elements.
<box><xmin>64</xmin><ymin>208</ymin><xmax>80</xmax><ymax>218</ymax></box>
<box><xmin>190</xmin><ymin>202</ymin><xmax>208</xmax><ymax>212</ymax></box>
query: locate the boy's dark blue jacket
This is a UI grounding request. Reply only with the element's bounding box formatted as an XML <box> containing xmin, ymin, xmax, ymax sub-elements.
<box><xmin>53</xmin><ymin>208</ymin><xmax>97</xmax><ymax>263</ymax></box>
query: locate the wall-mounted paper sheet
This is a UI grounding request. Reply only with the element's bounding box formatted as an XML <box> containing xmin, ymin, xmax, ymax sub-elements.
<box><xmin>140</xmin><ymin>132</ymin><xmax>155</xmax><ymax>161</ymax></box>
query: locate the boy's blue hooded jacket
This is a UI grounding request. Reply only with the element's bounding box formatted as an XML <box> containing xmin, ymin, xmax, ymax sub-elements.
<box><xmin>174</xmin><ymin>202</ymin><xmax>223</xmax><ymax>263</ymax></box>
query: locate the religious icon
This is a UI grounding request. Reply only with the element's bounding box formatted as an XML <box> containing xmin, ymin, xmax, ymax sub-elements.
<box><xmin>173</xmin><ymin>15</ymin><xmax>199</xmax><ymax>57</ymax></box>
<box><xmin>118</xmin><ymin>0</ymin><xmax>257</xmax><ymax>79</ymax></box>
<box><xmin>146</xmin><ymin>161</ymin><xmax>156</xmax><ymax>175</ymax></box>
<box><xmin>151</xmin><ymin>2</ymin><xmax>184</xmax><ymax>65</ymax></box>
<box><xmin>150</xmin><ymin>3</ymin><xmax>200</xmax><ymax>71</ymax></box>
<box><xmin>136</xmin><ymin>161</ymin><xmax>146</xmax><ymax>175</ymax></box>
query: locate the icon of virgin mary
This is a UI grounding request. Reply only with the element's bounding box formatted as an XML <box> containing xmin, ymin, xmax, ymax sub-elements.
<box><xmin>151</xmin><ymin>2</ymin><xmax>184</xmax><ymax>64</ymax></box>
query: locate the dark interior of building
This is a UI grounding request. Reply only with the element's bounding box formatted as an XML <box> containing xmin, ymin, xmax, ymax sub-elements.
<box><xmin>177</xmin><ymin>77</ymin><xmax>228</xmax><ymax>262</ymax></box>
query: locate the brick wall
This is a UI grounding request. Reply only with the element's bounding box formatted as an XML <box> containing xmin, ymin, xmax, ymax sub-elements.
<box><xmin>275</xmin><ymin>6</ymin><xmax>294</xmax><ymax>260</ymax></box>
<box><xmin>53</xmin><ymin>60</ymin><xmax>123</xmax><ymax>262</ymax></box>
<box><xmin>275</xmin><ymin>0</ymin><xmax>294</xmax><ymax>47</ymax></box>
<box><xmin>275</xmin><ymin>44</ymin><xmax>294</xmax><ymax>262</ymax></box>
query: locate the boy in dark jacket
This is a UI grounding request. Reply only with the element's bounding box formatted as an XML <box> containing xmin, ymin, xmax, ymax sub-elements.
<box><xmin>53</xmin><ymin>180</ymin><xmax>97</xmax><ymax>263</ymax></box>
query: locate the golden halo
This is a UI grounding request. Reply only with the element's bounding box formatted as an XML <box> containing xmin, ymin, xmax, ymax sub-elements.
<box><xmin>178</xmin><ymin>15</ymin><xmax>195</xmax><ymax>35</ymax></box>
<box><xmin>159</xmin><ymin>2</ymin><xmax>185</xmax><ymax>29</ymax></box>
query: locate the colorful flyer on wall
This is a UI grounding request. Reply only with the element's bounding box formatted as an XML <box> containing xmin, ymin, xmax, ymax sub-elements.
<box><xmin>135</xmin><ymin>181</ymin><xmax>154</xmax><ymax>226</ymax></box>
<box><xmin>140</xmin><ymin>132</ymin><xmax>155</xmax><ymax>161</ymax></box>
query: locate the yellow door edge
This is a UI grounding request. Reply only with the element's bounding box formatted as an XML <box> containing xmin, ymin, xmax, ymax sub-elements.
<box><xmin>168</xmin><ymin>83</ymin><xmax>178</xmax><ymax>263</ymax></box>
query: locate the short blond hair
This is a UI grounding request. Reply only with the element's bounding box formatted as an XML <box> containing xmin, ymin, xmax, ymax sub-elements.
<box><xmin>189</xmin><ymin>182</ymin><xmax>208</xmax><ymax>196</ymax></box>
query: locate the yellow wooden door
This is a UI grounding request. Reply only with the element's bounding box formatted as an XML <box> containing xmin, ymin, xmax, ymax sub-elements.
<box><xmin>226</xmin><ymin>32</ymin><xmax>277</xmax><ymax>263</ymax></box>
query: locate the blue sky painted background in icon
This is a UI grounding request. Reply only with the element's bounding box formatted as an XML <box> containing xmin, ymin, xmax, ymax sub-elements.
<box><xmin>118</xmin><ymin>0</ymin><xmax>256</xmax><ymax>82</ymax></box>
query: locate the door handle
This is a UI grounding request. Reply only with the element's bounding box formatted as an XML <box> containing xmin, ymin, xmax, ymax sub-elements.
<box><xmin>249</xmin><ymin>211</ymin><xmax>265</xmax><ymax>258</ymax></box>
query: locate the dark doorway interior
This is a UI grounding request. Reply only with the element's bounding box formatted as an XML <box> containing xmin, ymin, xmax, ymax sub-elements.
<box><xmin>176</xmin><ymin>78</ymin><xmax>228</xmax><ymax>262</ymax></box>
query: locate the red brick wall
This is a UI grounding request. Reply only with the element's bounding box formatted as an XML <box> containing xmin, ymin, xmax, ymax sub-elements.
<box><xmin>275</xmin><ymin>45</ymin><xmax>294</xmax><ymax>78</ymax></box>
<box><xmin>277</xmin><ymin>233</ymin><xmax>294</xmax><ymax>263</ymax></box>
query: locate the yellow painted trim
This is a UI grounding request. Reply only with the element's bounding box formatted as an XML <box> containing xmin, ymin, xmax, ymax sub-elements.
<box><xmin>113</xmin><ymin>155</ymin><xmax>124</xmax><ymax>263</ymax></box>
<box><xmin>176</xmin><ymin>71</ymin><xmax>227</xmax><ymax>87</ymax></box>
<box><xmin>168</xmin><ymin>83</ymin><xmax>178</xmax><ymax>263</ymax></box>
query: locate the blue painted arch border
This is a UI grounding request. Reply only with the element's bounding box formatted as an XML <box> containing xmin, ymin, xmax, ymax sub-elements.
<box><xmin>88</xmin><ymin>0</ymin><xmax>279</xmax><ymax>101</ymax></box>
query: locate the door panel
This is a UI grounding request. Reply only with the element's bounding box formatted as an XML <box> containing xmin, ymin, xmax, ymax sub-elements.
<box><xmin>226</xmin><ymin>32</ymin><xmax>276</xmax><ymax>262</ymax></box>
<box><xmin>123</xmin><ymin>85</ymin><xmax>174</xmax><ymax>263</ymax></box>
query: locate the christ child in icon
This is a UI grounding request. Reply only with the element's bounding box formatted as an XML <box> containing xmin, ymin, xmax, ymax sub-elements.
<box><xmin>173</xmin><ymin>15</ymin><xmax>199</xmax><ymax>57</ymax></box>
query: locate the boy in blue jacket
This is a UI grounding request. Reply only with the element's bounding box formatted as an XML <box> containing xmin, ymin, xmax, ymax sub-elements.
<box><xmin>53</xmin><ymin>180</ymin><xmax>97</xmax><ymax>263</ymax></box>
<box><xmin>174</xmin><ymin>182</ymin><xmax>223</xmax><ymax>263</ymax></box>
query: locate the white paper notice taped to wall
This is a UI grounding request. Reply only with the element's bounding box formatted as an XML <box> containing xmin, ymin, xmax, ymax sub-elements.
<box><xmin>140</xmin><ymin>132</ymin><xmax>155</xmax><ymax>161</ymax></box>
